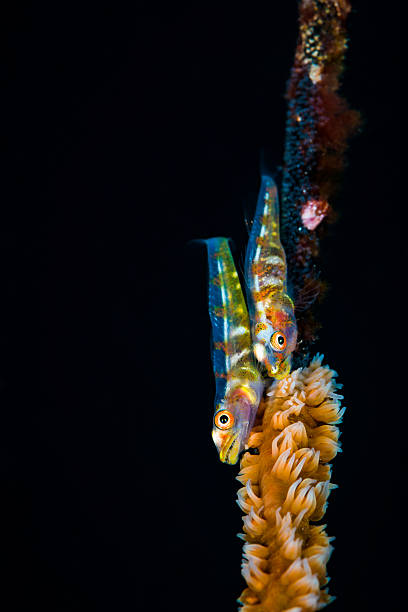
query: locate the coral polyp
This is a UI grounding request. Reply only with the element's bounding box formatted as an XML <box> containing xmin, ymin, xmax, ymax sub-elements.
<box><xmin>237</xmin><ymin>356</ymin><xmax>344</xmax><ymax>611</ymax></box>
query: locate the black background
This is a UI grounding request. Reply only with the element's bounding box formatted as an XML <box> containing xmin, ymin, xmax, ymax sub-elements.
<box><xmin>2</xmin><ymin>1</ymin><xmax>406</xmax><ymax>611</ymax></box>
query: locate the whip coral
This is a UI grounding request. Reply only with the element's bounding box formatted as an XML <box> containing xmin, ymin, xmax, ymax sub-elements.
<box><xmin>236</xmin><ymin>355</ymin><xmax>344</xmax><ymax>611</ymax></box>
<box><xmin>280</xmin><ymin>0</ymin><xmax>360</xmax><ymax>362</ymax></box>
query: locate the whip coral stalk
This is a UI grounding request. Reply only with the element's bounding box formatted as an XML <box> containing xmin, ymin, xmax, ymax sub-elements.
<box><xmin>237</xmin><ymin>355</ymin><xmax>344</xmax><ymax>611</ymax></box>
<box><xmin>280</xmin><ymin>0</ymin><xmax>360</xmax><ymax>362</ymax></box>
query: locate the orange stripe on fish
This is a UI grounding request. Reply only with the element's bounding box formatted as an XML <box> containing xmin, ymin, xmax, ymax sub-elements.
<box><xmin>256</xmin><ymin>236</ymin><xmax>268</xmax><ymax>247</ymax></box>
<box><xmin>213</xmin><ymin>306</ymin><xmax>226</xmax><ymax>317</ymax></box>
<box><xmin>253</xmin><ymin>285</ymin><xmax>281</xmax><ymax>302</ymax></box>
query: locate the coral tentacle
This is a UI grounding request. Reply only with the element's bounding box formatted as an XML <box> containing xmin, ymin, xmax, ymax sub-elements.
<box><xmin>237</xmin><ymin>357</ymin><xmax>343</xmax><ymax>611</ymax></box>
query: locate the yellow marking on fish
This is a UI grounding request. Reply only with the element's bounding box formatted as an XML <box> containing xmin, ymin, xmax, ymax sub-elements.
<box><xmin>255</xmin><ymin>322</ymin><xmax>268</xmax><ymax>334</ymax></box>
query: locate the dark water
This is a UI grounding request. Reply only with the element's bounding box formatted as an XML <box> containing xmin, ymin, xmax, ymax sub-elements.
<box><xmin>2</xmin><ymin>1</ymin><xmax>404</xmax><ymax>610</ymax></box>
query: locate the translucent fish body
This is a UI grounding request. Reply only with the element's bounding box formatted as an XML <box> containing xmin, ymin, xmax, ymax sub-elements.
<box><xmin>205</xmin><ymin>237</ymin><xmax>263</xmax><ymax>464</ymax></box>
<box><xmin>245</xmin><ymin>176</ymin><xmax>297</xmax><ymax>379</ymax></box>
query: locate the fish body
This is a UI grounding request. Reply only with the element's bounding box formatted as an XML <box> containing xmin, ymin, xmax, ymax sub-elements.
<box><xmin>245</xmin><ymin>176</ymin><xmax>297</xmax><ymax>379</ymax></box>
<box><xmin>205</xmin><ymin>237</ymin><xmax>263</xmax><ymax>464</ymax></box>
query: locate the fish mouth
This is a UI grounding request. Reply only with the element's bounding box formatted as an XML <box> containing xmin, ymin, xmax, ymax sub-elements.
<box><xmin>219</xmin><ymin>433</ymin><xmax>241</xmax><ymax>465</ymax></box>
<box><xmin>214</xmin><ymin>404</ymin><xmax>253</xmax><ymax>465</ymax></box>
<box><xmin>266</xmin><ymin>357</ymin><xmax>290</xmax><ymax>379</ymax></box>
<box><xmin>268</xmin><ymin>363</ymin><xmax>279</xmax><ymax>376</ymax></box>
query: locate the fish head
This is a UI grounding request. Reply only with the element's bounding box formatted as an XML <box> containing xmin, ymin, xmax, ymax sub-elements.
<box><xmin>212</xmin><ymin>387</ymin><xmax>259</xmax><ymax>465</ymax></box>
<box><xmin>253</xmin><ymin>299</ymin><xmax>297</xmax><ymax>379</ymax></box>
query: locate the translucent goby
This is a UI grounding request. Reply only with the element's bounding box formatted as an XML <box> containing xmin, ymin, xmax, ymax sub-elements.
<box><xmin>245</xmin><ymin>175</ymin><xmax>298</xmax><ymax>379</ymax></box>
<box><xmin>205</xmin><ymin>237</ymin><xmax>264</xmax><ymax>465</ymax></box>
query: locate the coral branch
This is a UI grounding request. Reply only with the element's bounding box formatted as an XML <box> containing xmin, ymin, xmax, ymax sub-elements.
<box><xmin>280</xmin><ymin>0</ymin><xmax>360</xmax><ymax>363</ymax></box>
<box><xmin>237</xmin><ymin>355</ymin><xmax>344</xmax><ymax>611</ymax></box>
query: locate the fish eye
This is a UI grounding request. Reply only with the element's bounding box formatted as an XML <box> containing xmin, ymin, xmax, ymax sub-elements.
<box><xmin>271</xmin><ymin>331</ymin><xmax>287</xmax><ymax>351</ymax></box>
<box><xmin>214</xmin><ymin>410</ymin><xmax>235</xmax><ymax>430</ymax></box>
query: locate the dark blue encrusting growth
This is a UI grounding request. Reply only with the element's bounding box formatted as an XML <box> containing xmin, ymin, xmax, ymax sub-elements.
<box><xmin>281</xmin><ymin>72</ymin><xmax>320</xmax><ymax>298</ymax></box>
<box><xmin>279</xmin><ymin>0</ymin><xmax>360</xmax><ymax>366</ymax></box>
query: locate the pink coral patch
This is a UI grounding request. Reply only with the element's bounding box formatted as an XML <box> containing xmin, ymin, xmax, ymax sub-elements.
<box><xmin>301</xmin><ymin>198</ymin><xmax>330</xmax><ymax>230</ymax></box>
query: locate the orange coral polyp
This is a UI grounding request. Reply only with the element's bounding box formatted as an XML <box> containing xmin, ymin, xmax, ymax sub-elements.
<box><xmin>237</xmin><ymin>355</ymin><xmax>344</xmax><ymax>611</ymax></box>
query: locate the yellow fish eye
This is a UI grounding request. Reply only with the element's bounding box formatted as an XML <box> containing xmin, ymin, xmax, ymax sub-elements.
<box><xmin>214</xmin><ymin>410</ymin><xmax>235</xmax><ymax>430</ymax></box>
<box><xmin>271</xmin><ymin>331</ymin><xmax>287</xmax><ymax>351</ymax></box>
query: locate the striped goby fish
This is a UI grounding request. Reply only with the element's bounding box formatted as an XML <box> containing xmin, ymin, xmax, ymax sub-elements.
<box><xmin>205</xmin><ymin>237</ymin><xmax>264</xmax><ymax>465</ymax></box>
<box><xmin>245</xmin><ymin>175</ymin><xmax>297</xmax><ymax>379</ymax></box>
